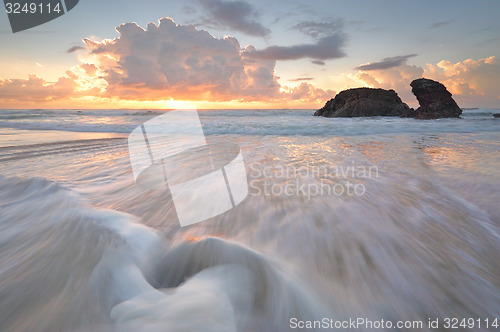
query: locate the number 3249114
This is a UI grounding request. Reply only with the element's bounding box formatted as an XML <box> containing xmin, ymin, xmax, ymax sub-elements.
<box><xmin>443</xmin><ymin>318</ymin><xmax>498</xmax><ymax>329</ymax></box>
<box><xmin>5</xmin><ymin>2</ymin><xmax>62</xmax><ymax>14</ymax></box>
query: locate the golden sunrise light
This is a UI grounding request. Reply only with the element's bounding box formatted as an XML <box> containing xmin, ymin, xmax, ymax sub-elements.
<box><xmin>1</xmin><ymin>1</ymin><xmax>499</xmax><ymax>331</ymax></box>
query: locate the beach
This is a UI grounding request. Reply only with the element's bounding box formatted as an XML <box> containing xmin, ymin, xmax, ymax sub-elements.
<box><xmin>0</xmin><ymin>108</ymin><xmax>499</xmax><ymax>331</ymax></box>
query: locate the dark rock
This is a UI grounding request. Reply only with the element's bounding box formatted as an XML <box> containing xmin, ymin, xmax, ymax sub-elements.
<box><xmin>493</xmin><ymin>113</ymin><xmax>500</xmax><ymax>118</ymax></box>
<box><xmin>410</xmin><ymin>78</ymin><xmax>462</xmax><ymax>119</ymax></box>
<box><xmin>314</xmin><ymin>88</ymin><xmax>412</xmax><ymax>117</ymax></box>
<box><xmin>400</xmin><ymin>107</ymin><xmax>417</xmax><ymax>118</ymax></box>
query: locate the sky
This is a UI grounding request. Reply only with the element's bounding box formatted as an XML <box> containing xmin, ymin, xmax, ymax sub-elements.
<box><xmin>0</xmin><ymin>0</ymin><xmax>499</xmax><ymax>109</ymax></box>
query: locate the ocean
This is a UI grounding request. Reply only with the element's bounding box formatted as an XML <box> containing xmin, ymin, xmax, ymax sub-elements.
<box><xmin>0</xmin><ymin>108</ymin><xmax>499</xmax><ymax>331</ymax></box>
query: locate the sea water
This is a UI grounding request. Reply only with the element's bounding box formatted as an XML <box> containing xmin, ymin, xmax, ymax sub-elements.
<box><xmin>0</xmin><ymin>109</ymin><xmax>499</xmax><ymax>331</ymax></box>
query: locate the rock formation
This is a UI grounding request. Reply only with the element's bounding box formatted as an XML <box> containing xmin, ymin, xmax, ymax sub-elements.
<box><xmin>314</xmin><ymin>88</ymin><xmax>412</xmax><ymax>118</ymax></box>
<box><xmin>410</xmin><ymin>78</ymin><xmax>462</xmax><ymax>119</ymax></box>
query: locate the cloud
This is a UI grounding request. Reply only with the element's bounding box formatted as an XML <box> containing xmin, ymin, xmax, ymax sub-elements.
<box><xmin>281</xmin><ymin>82</ymin><xmax>334</xmax><ymax>102</ymax></box>
<box><xmin>355</xmin><ymin>54</ymin><xmax>417</xmax><ymax>71</ymax></box>
<box><xmin>182</xmin><ymin>5</ymin><xmax>197</xmax><ymax>15</ymax></box>
<box><xmin>0</xmin><ymin>17</ymin><xmax>330</xmax><ymax>107</ymax></box>
<box><xmin>196</xmin><ymin>0</ymin><xmax>270</xmax><ymax>37</ymax></box>
<box><xmin>81</xmin><ymin>18</ymin><xmax>283</xmax><ymax>101</ymax></box>
<box><xmin>80</xmin><ymin>63</ymin><xmax>98</xmax><ymax>76</ymax></box>
<box><xmin>0</xmin><ymin>17</ymin><xmax>340</xmax><ymax>107</ymax></box>
<box><xmin>475</xmin><ymin>35</ymin><xmax>500</xmax><ymax>47</ymax></box>
<box><xmin>424</xmin><ymin>56</ymin><xmax>500</xmax><ymax>106</ymax></box>
<box><xmin>292</xmin><ymin>20</ymin><xmax>343</xmax><ymax>38</ymax></box>
<box><xmin>66</xmin><ymin>46</ymin><xmax>86</xmax><ymax>53</ymax></box>
<box><xmin>354</xmin><ymin>56</ymin><xmax>500</xmax><ymax>107</ymax></box>
<box><xmin>310</xmin><ymin>60</ymin><xmax>325</xmax><ymax>66</ymax></box>
<box><xmin>243</xmin><ymin>35</ymin><xmax>346</xmax><ymax>61</ymax></box>
<box><xmin>356</xmin><ymin>72</ymin><xmax>379</xmax><ymax>87</ymax></box>
<box><xmin>428</xmin><ymin>20</ymin><xmax>454</xmax><ymax>29</ymax></box>
<box><xmin>0</xmin><ymin>74</ymin><xmax>78</xmax><ymax>102</ymax></box>
<box><xmin>288</xmin><ymin>77</ymin><xmax>314</xmax><ymax>82</ymax></box>
<box><xmin>355</xmin><ymin>64</ymin><xmax>424</xmax><ymax>105</ymax></box>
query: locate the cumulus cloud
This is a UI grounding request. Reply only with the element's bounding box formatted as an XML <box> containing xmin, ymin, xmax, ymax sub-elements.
<box><xmin>0</xmin><ymin>60</ymin><xmax>107</xmax><ymax>107</ymax></box>
<box><xmin>196</xmin><ymin>0</ymin><xmax>270</xmax><ymax>37</ymax></box>
<box><xmin>355</xmin><ymin>64</ymin><xmax>424</xmax><ymax>105</ymax></box>
<box><xmin>0</xmin><ymin>17</ymin><xmax>332</xmax><ymax>107</ymax></box>
<box><xmin>81</xmin><ymin>18</ymin><xmax>283</xmax><ymax>101</ymax></box>
<box><xmin>292</xmin><ymin>20</ymin><xmax>344</xmax><ymax>38</ymax></box>
<box><xmin>80</xmin><ymin>63</ymin><xmax>98</xmax><ymax>76</ymax></box>
<box><xmin>281</xmin><ymin>82</ymin><xmax>334</xmax><ymax>102</ymax></box>
<box><xmin>243</xmin><ymin>35</ymin><xmax>346</xmax><ymax>61</ymax></box>
<box><xmin>356</xmin><ymin>54</ymin><xmax>418</xmax><ymax>71</ymax></box>
<box><xmin>0</xmin><ymin>74</ymin><xmax>78</xmax><ymax>102</ymax></box>
<box><xmin>424</xmin><ymin>56</ymin><xmax>500</xmax><ymax>106</ymax></box>
<box><xmin>354</xmin><ymin>56</ymin><xmax>500</xmax><ymax>107</ymax></box>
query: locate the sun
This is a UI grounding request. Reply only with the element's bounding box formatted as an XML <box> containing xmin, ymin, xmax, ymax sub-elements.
<box><xmin>163</xmin><ymin>99</ymin><xmax>197</xmax><ymax>110</ymax></box>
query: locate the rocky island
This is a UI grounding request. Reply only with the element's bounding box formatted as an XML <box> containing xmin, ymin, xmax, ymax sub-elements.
<box><xmin>314</xmin><ymin>78</ymin><xmax>462</xmax><ymax>119</ymax></box>
<box><xmin>314</xmin><ymin>88</ymin><xmax>412</xmax><ymax>117</ymax></box>
<box><xmin>410</xmin><ymin>78</ymin><xmax>462</xmax><ymax>119</ymax></box>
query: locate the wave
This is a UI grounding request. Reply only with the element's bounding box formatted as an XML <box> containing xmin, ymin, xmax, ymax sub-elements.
<box><xmin>107</xmin><ymin>237</ymin><xmax>327</xmax><ymax>332</ymax></box>
<box><xmin>0</xmin><ymin>176</ymin><xmax>326</xmax><ymax>331</ymax></box>
<box><xmin>1</xmin><ymin>128</ymin><xmax>500</xmax><ymax>331</ymax></box>
<box><xmin>0</xmin><ymin>109</ymin><xmax>499</xmax><ymax>136</ymax></box>
<box><xmin>0</xmin><ymin>137</ymin><xmax>124</xmax><ymax>162</ymax></box>
<box><xmin>0</xmin><ymin>176</ymin><xmax>117</xmax><ymax>331</ymax></box>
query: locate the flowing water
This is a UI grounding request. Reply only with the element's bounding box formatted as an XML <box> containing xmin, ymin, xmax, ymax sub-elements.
<box><xmin>0</xmin><ymin>109</ymin><xmax>499</xmax><ymax>331</ymax></box>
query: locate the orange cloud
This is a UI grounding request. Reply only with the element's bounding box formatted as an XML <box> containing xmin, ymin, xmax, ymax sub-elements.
<box><xmin>424</xmin><ymin>56</ymin><xmax>500</xmax><ymax>106</ymax></box>
<box><xmin>353</xmin><ymin>64</ymin><xmax>424</xmax><ymax>106</ymax></box>
<box><xmin>0</xmin><ymin>74</ymin><xmax>77</xmax><ymax>102</ymax></box>
<box><xmin>354</xmin><ymin>56</ymin><xmax>500</xmax><ymax>107</ymax></box>
<box><xmin>0</xmin><ymin>18</ymin><xmax>331</xmax><ymax>109</ymax></box>
<box><xmin>280</xmin><ymin>82</ymin><xmax>334</xmax><ymax>103</ymax></box>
